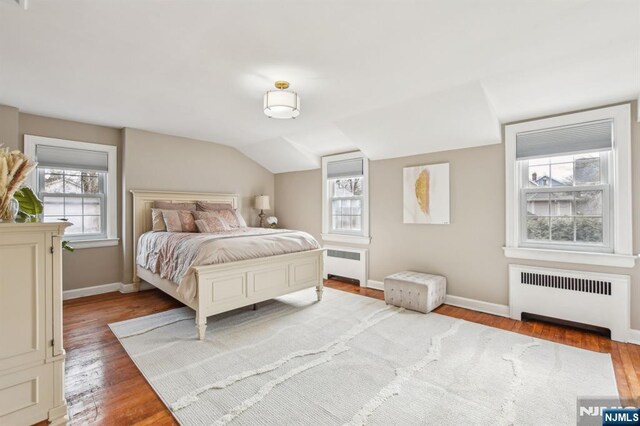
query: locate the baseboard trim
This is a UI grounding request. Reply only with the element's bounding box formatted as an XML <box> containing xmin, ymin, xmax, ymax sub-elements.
<box><xmin>63</xmin><ymin>282</ymin><xmax>123</xmax><ymax>300</ymax></box>
<box><xmin>346</xmin><ymin>278</ymin><xmax>638</xmax><ymax>342</ymax></box>
<box><xmin>367</xmin><ymin>280</ymin><xmax>509</xmax><ymax>317</ymax></box>
<box><xmin>628</xmin><ymin>329</ymin><xmax>640</xmax><ymax>346</ymax></box>
<box><xmin>445</xmin><ymin>294</ymin><xmax>510</xmax><ymax>318</ymax></box>
<box><xmin>119</xmin><ymin>282</ymin><xmax>155</xmax><ymax>293</ymax></box>
<box><xmin>366</xmin><ymin>280</ymin><xmax>384</xmax><ymax>291</ymax></box>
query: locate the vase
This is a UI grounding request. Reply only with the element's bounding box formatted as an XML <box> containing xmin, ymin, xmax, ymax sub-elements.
<box><xmin>1</xmin><ymin>198</ymin><xmax>19</xmax><ymax>222</ymax></box>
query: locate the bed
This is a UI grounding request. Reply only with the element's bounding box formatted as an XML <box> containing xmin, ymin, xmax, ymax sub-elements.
<box><xmin>131</xmin><ymin>190</ymin><xmax>324</xmax><ymax>340</ymax></box>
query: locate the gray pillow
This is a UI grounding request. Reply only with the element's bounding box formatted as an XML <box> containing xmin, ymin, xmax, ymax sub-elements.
<box><xmin>154</xmin><ymin>201</ymin><xmax>196</xmax><ymax>211</ymax></box>
<box><xmin>196</xmin><ymin>201</ymin><xmax>233</xmax><ymax>212</ymax></box>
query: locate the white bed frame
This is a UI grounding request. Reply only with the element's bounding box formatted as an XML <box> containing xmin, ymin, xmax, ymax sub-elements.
<box><xmin>131</xmin><ymin>190</ymin><xmax>324</xmax><ymax>340</ymax></box>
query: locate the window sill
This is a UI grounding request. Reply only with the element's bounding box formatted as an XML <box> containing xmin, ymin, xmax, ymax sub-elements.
<box><xmin>66</xmin><ymin>238</ymin><xmax>120</xmax><ymax>250</ymax></box>
<box><xmin>503</xmin><ymin>246</ymin><xmax>637</xmax><ymax>268</ymax></box>
<box><xmin>322</xmin><ymin>233</ymin><xmax>371</xmax><ymax>245</ymax></box>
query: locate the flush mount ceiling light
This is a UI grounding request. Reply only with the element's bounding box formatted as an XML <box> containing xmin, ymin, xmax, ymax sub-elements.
<box><xmin>263</xmin><ymin>81</ymin><xmax>300</xmax><ymax>119</ymax></box>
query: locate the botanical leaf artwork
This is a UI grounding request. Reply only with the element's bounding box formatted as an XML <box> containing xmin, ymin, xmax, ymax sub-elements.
<box><xmin>415</xmin><ymin>169</ymin><xmax>430</xmax><ymax>215</ymax></box>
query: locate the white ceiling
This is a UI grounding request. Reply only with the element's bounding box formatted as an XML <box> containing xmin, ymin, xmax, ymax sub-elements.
<box><xmin>1</xmin><ymin>0</ymin><xmax>638</xmax><ymax>173</ymax></box>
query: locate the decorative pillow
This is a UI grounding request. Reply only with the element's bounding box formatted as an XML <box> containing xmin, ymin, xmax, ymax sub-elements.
<box><xmin>193</xmin><ymin>211</ymin><xmax>231</xmax><ymax>233</ymax></box>
<box><xmin>215</xmin><ymin>209</ymin><xmax>248</xmax><ymax>228</ymax></box>
<box><xmin>196</xmin><ymin>201</ymin><xmax>233</xmax><ymax>212</ymax></box>
<box><xmin>232</xmin><ymin>210</ymin><xmax>248</xmax><ymax>228</ymax></box>
<box><xmin>154</xmin><ymin>201</ymin><xmax>197</xmax><ymax>211</ymax></box>
<box><xmin>151</xmin><ymin>202</ymin><xmax>196</xmax><ymax>232</ymax></box>
<box><xmin>194</xmin><ymin>216</ymin><xmax>230</xmax><ymax>233</ymax></box>
<box><xmin>151</xmin><ymin>208</ymin><xmax>168</xmax><ymax>231</ymax></box>
<box><xmin>161</xmin><ymin>210</ymin><xmax>197</xmax><ymax>233</ymax></box>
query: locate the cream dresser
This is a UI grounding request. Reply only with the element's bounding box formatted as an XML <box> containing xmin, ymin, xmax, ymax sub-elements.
<box><xmin>0</xmin><ymin>222</ymin><xmax>70</xmax><ymax>425</ymax></box>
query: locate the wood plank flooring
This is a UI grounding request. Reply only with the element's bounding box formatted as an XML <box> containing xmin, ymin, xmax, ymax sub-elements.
<box><xmin>55</xmin><ymin>279</ymin><xmax>639</xmax><ymax>425</ymax></box>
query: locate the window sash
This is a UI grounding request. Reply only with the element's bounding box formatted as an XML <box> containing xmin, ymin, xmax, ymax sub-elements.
<box><xmin>522</xmin><ymin>152</ymin><xmax>609</xmax><ymax>187</ymax></box>
<box><xmin>37</xmin><ymin>168</ymin><xmax>107</xmax><ymax>239</ymax></box>
<box><xmin>329</xmin><ymin>195</ymin><xmax>364</xmax><ymax>235</ymax></box>
<box><xmin>328</xmin><ymin>176</ymin><xmax>364</xmax><ymax>236</ymax></box>
<box><xmin>519</xmin><ymin>184</ymin><xmax>611</xmax><ymax>252</ymax></box>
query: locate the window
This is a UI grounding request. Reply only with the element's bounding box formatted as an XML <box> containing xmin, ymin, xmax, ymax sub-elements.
<box><xmin>24</xmin><ymin>135</ymin><xmax>118</xmax><ymax>248</ymax></box>
<box><xmin>504</xmin><ymin>104</ymin><xmax>634</xmax><ymax>268</ymax></box>
<box><xmin>330</xmin><ymin>177</ymin><xmax>363</xmax><ymax>234</ymax></box>
<box><xmin>322</xmin><ymin>152</ymin><xmax>370</xmax><ymax>244</ymax></box>
<box><xmin>39</xmin><ymin>169</ymin><xmax>106</xmax><ymax>236</ymax></box>
<box><xmin>523</xmin><ymin>150</ymin><xmax>611</xmax><ymax>251</ymax></box>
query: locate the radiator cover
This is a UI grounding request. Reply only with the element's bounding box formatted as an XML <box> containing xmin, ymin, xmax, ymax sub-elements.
<box><xmin>323</xmin><ymin>246</ymin><xmax>368</xmax><ymax>286</ymax></box>
<box><xmin>509</xmin><ymin>264</ymin><xmax>630</xmax><ymax>342</ymax></box>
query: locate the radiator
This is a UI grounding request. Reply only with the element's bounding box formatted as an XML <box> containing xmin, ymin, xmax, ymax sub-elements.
<box><xmin>323</xmin><ymin>246</ymin><xmax>368</xmax><ymax>286</ymax></box>
<box><xmin>509</xmin><ymin>264</ymin><xmax>630</xmax><ymax>342</ymax></box>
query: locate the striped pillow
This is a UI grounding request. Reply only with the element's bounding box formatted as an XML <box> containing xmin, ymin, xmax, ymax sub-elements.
<box><xmin>161</xmin><ymin>210</ymin><xmax>197</xmax><ymax>233</ymax></box>
<box><xmin>151</xmin><ymin>202</ymin><xmax>196</xmax><ymax>232</ymax></box>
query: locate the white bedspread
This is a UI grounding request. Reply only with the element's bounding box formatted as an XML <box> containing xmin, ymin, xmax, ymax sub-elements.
<box><xmin>136</xmin><ymin>228</ymin><xmax>320</xmax><ymax>302</ymax></box>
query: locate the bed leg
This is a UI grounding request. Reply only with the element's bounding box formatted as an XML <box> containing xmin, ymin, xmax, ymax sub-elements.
<box><xmin>196</xmin><ymin>315</ymin><xmax>207</xmax><ymax>341</ymax></box>
<box><xmin>316</xmin><ymin>283</ymin><xmax>323</xmax><ymax>301</ymax></box>
<box><xmin>131</xmin><ymin>274</ymin><xmax>141</xmax><ymax>292</ymax></box>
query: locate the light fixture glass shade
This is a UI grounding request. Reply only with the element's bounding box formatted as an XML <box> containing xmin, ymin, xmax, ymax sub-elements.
<box><xmin>254</xmin><ymin>195</ymin><xmax>270</xmax><ymax>210</ymax></box>
<box><xmin>263</xmin><ymin>90</ymin><xmax>300</xmax><ymax>119</ymax></box>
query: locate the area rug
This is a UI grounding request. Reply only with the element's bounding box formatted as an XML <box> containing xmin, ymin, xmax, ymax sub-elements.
<box><xmin>109</xmin><ymin>288</ymin><xmax>618</xmax><ymax>425</ymax></box>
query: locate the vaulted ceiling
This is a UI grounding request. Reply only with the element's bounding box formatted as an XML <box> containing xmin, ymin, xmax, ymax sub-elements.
<box><xmin>1</xmin><ymin>0</ymin><xmax>638</xmax><ymax>173</ymax></box>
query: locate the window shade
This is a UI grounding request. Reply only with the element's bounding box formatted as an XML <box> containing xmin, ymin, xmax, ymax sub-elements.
<box><xmin>327</xmin><ymin>158</ymin><xmax>363</xmax><ymax>179</ymax></box>
<box><xmin>516</xmin><ymin>120</ymin><xmax>613</xmax><ymax>160</ymax></box>
<box><xmin>36</xmin><ymin>145</ymin><xmax>109</xmax><ymax>172</ymax></box>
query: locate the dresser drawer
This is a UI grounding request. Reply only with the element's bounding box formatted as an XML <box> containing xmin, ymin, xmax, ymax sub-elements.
<box><xmin>0</xmin><ymin>363</ymin><xmax>53</xmax><ymax>425</ymax></box>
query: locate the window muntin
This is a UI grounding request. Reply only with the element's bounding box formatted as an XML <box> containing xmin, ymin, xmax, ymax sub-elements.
<box><xmin>329</xmin><ymin>176</ymin><xmax>363</xmax><ymax>234</ymax></box>
<box><xmin>38</xmin><ymin>168</ymin><xmax>106</xmax><ymax>238</ymax></box>
<box><xmin>520</xmin><ymin>151</ymin><xmax>611</xmax><ymax>251</ymax></box>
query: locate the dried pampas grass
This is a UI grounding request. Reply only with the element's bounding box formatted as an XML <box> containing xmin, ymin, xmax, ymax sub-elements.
<box><xmin>0</xmin><ymin>145</ymin><xmax>37</xmax><ymax>219</ymax></box>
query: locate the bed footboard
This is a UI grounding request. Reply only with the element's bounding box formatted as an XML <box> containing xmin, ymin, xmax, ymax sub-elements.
<box><xmin>193</xmin><ymin>248</ymin><xmax>324</xmax><ymax>340</ymax></box>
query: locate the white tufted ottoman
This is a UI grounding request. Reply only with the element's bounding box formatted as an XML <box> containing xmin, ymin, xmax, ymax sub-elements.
<box><xmin>383</xmin><ymin>271</ymin><xmax>446</xmax><ymax>313</ymax></box>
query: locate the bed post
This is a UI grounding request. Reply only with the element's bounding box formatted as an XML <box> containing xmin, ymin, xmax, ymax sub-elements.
<box><xmin>316</xmin><ymin>253</ymin><xmax>324</xmax><ymax>301</ymax></box>
<box><xmin>131</xmin><ymin>190</ymin><xmax>141</xmax><ymax>292</ymax></box>
<box><xmin>196</xmin><ymin>310</ymin><xmax>207</xmax><ymax>340</ymax></box>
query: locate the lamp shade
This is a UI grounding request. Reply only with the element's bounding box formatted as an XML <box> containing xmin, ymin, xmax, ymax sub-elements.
<box><xmin>263</xmin><ymin>90</ymin><xmax>300</xmax><ymax>119</ymax></box>
<box><xmin>254</xmin><ymin>195</ymin><xmax>270</xmax><ymax>210</ymax></box>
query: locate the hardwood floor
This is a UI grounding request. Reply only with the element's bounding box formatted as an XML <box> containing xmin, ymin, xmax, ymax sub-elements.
<box><xmin>63</xmin><ymin>290</ymin><xmax>182</xmax><ymax>425</ymax></box>
<box><xmin>57</xmin><ymin>279</ymin><xmax>639</xmax><ymax>425</ymax></box>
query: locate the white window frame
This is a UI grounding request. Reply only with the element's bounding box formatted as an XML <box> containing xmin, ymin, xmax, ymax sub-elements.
<box><xmin>504</xmin><ymin>104</ymin><xmax>635</xmax><ymax>268</ymax></box>
<box><xmin>24</xmin><ymin>135</ymin><xmax>119</xmax><ymax>249</ymax></box>
<box><xmin>321</xmin><ymin>151</ymin><xmax>370</xmax><ymax>245</ymax></box>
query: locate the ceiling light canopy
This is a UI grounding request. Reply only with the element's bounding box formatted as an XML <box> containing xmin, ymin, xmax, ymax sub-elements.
<box><xmin>263</xmin><ymin>81</ymin><xmax>300</xmax><ymax>119</ymax></box>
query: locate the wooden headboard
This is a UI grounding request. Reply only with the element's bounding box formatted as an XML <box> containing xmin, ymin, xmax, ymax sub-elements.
<box><xmin>130</xmin><ymin>190</ymin><xmax>240</xmax><ymax>283</ymax></box>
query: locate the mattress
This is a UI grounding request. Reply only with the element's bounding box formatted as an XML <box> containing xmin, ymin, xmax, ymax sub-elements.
<box><xmin>136</xmin><ymin>228</ymin><xmax>320</xmax><ymax>302</ymax></box>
